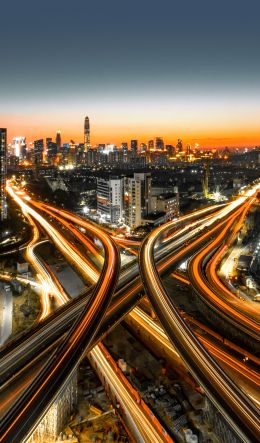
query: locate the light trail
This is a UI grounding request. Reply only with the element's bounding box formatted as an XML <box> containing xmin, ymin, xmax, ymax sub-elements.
<box><xmin>28</xmin><ymin>198</ymin><xmax>260</xmax><ymax>409</ymax></box>
<box><xmin>31</xmin><ymin>200</ymin><xmax>104</xmax><ymax>267</ymax></box>
<box><xmin>16</xmin><ymin>204</ymin><xmax>68</xmax><ymax>311</ymax></box>
<box><xmin>205</xmin><ymin>198</ymin><xmax>260</xmax><ymax>321</ymax></box>
<box><xmin>127</xmin><ymin>308</ymin><xmax>260</xmax><ymax>403</ymax></box>
<box><xmin>0</xmin><ymin>186</ymin><xmax>120</xmax><ymax>443</ymax></box>
<box><xmin>1</xmin><ymin>186</ymin><xmax>258</xmax><ymax>442</ymax></box>
<box><xmin>170</xmin><ymin>272</ymin><xmax>190</xmax><ymax>285</ymax></box>
<box><xmin>7</xmin><ymin>185</ymin><xmax>99</xmax><ymax>285</ymax></box>
<box><xmin>139</xmin><ymin>183</ymin><xmax>260</xmax><ymax>443</ymax></box>
<box><xmin>7</xmin><ymin>201</ymin><xmax>172</xmax><ymax>442</ymax></box>
<box><xmin>0</xmin><ymin>196</ymin><xmax>251</xmax><ymax>385</ymax></box>
<box><xmin>189</xmin><ymin>195</ymin><xmax>260</xmax><ymax>337</ymax></box>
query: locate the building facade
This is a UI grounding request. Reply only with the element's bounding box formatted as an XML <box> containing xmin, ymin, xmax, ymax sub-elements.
<box><xmin>12</xmin><ymin>136</ymin><xmax>26</xmax><ymax>160</ymax></box>
<box><xmin>0</xmin><ymin>128</ymin><xmax>7</xmax><ymax>221</ymax></box>
<box><xmin>56</xmin><ymin>131</ymin><xmax>61</xmax><ymax>150</ymax></box>
<box><xmin>33</xmin><ymin>139</ymin><xmax>44</xmax><ymax>164</ymax></box>
<box><xmin>130</xmin><ymin>139</ymin><xmax>138</xmax><ymax>155</ymax></box>
<box><xmin>155</xmin><ymin>137</ymin><xmax>164</xmax><ymax>151</ymax></box>
<box><xmin>123</xmin><ymin>172</ymin><xmax>152</xmax><ymax>229</ymax></box>
<box><xmin>121</xmin><ymin>142</ymin><xmax>128</xmax><ymax>155</ymax></box>
<box><xmin>150</xmin><ymin>193</ymin><xmax>179</xmax><ymax>221</ymax></box>
<box><xmin>134</xmin><ymin>172</ymin><xmax>152</xmax><ymax>217</ymax></box>
<box><xmin>47</xmin><ymin>141</ymin><xmax>58</xmax><ymax>165</ymax></box>
<box><xmin>123</xmin><ymin>176</ymin><xmax>142</xmax><ymax>229</ymax></box>
<box><xmin>97</xmin><ymin>177</ymin><xmax>123</xmax><ymax>224</ymax></box>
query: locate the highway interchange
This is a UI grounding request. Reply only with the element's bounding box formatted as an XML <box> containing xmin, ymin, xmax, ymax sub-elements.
<box><xmin>139</xmin><ymin>187</ymin><xmax>260</xmax><ymax>442</ymax></box>
<box><xmin>0</xmin><ymin>181</ymin><xmax>259</xmax><ymax>442</ymax></box>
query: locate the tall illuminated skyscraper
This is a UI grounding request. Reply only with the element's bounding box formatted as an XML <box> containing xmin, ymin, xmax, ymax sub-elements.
<box><xmin>0</xmin><ymin>128</ymin><xmax>7</xmax><ymax>221</ymax></box>
<box><xmin>84</xmin><ymin>116</ymin><xmax>90</xmax><ymax>151</ymax></box>
<box><xmin>12</xmin><ymin>136</ymin><xmax>26</xmax><ymax>160</ymax></box>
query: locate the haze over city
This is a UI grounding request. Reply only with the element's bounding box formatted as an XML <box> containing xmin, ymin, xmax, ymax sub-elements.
<box><xmin>1</xmin><ymin>0</ymin><xmax>260</xmax><ymax>147</ymax></box>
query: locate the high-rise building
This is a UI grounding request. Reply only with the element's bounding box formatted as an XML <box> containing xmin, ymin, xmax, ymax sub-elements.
<box><xmin>84</xmin><ymin>116</ymin><xmax>90</xmax><ymax>151</ymax></box>
<box><xmin>176</xmin><ymin>138</ymin><xmax>183</xmax><ymax>153</ymax></box>
<box><xmin>134</xmin><ymin>172</ymin><xmax>152</xmax><ymax>217</ymax></box>
<box><xmin>56</xmin><ymin>131</ymin><xmax>61</xmax><ymax>150</ymax></box>
<box><xmin>155</xmin><ymin>137</ymin><xmax>164</xmax><ymax>151</ymax></box>
<box><xmin>33</xmin><ymin>139</ymin><xmax>44</xmax><ymax>164</ymax></box>
<box><xmin>76</xmin><ymin>143</ymin><xmax>85</xmax><ymax>164</ymax></box>
<box><xmin>97</xmin><ymin>177</ymin><xmax>123</xmax><ymax>224</ymax></box>
<box><xmin>45</xmin><ymin>137</ymin><xmax>52</xmax><ymax>163</ymax></box>
<box><xmin>166</xmin><ymin>144</ymin><xmax>175</xmax><ymax>157</ymax></box>
<box><xmin>47</xmin><ymin>141</ymin><xmax>58</xmax><ymax>165</ymax></box>
<box><xmin>124</xmin><ymin>176</ymin><xmax>142</xmax><ymax>229</ymax></box>
<box><xmin>148</xmin><ymin>139</ymin><xmax>154</xmax><ymax>151</ymax></box>
<box><xmin>12</xmin><ymin>137</ymin><xmax>26</xmax><ymax>160</ymax></box>
<box><xmin>130</xmin><ymin>140</ymin><xmax>138</xmax><ymax>155</ymax></box>
<box><xmin>121</xmin><ymin>142</ymin><xmax>128</xmax><ymax>155</ymax></box>
<box><xmin>140</xmin><ymin>143</ymin><xmax>147</xmax><ymax>153</ymax></box>
<box><xmin>186</xmin><ymin>144</ymin><xmax>192</xmax><ymax>157</ymax></box>
<box><xmin>86</xmin><ymin>148</ymin><xmax>98</xmax><ymax>166</ymax></box>
<box><xmin>123</xmin><ymin>172</ymin><xmax>152</xmax><ymax>229</ymax></box>
<box><xmin>0</xmin><ymin>128</ymin><xmax>7</xmax><ymax>221</ymax></box>
<box><xmin>46</xmin><ymin>137</ymin><xmax>52</xmax><ymax>148</ymax></box>
<box><xmin>98</xmin><ymin>144</ymin><xmax>105</xmax><ymax>153</ymax></box>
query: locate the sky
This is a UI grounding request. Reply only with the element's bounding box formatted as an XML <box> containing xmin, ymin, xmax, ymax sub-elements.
<box><xmin>0</xmin><ymin>0</ymin><xmax>260</xmax><ymax>147</ymax></box>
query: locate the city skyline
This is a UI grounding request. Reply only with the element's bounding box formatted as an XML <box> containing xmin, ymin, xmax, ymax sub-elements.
<box><xmin>2</xmin><ymin>116</ymin><xmax>260</xmax><ymax>149</ymax></box>
<box><xmin>1</xmin><ymin>0</ymin><xmax>260</xmax><ymax>148</ymax></box>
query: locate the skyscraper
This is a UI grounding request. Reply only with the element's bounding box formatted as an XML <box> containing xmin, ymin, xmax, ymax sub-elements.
<box><xmin>97</xmin><ymin>176</ymin><xmax>123</xmax><ymax>224</ymax></box>
<box><xmin>12</xmin><ymin>137</ymin><xmax>26</xmax><ymax>160</ymax></box>
<box><xmin>121</xmin><ymin>142</ymin><xmax>128</xmax><ymax>155</ymax></box>
<box><xmin>166</xmin><ymin>144</ymin><xmax>175</xmax><ymax>157</ymax></box>
<box><xmin>0</xmin><ymin>128</ymin><xmax>7</xmax><ymax>221</ymax></box>
<box><xmin>140</xmin><ymin>143</ymin><xmax>147</xmax><ymax>153</ymax></box>
<box><xmin>84</xmin><ymin>116</ymin><xmax>90</xmax><ymax>151</ymax></box>
<box><xmin>134</xmin><ymin>172</ymin><xmax>152</xmax><ymax>217</ymax></box>
<box><xmin>46</xmin><ymin>137</ymin><xmax>52</xmax><ymax>149</ymax></box>
<box><xmin>34</xmin><ymin>139</ymin><xmax>44</xmax><ymax>164</ymax></box>
<box><xmin>130</xmin><ymin>140</ymin><xmax>138</xmax><ymax>155</ymax></box>
<box><xmin>176</xmin><ymin>138</ymin><xmax>183</xmax><ymax>153</ymax></box>
<box><xmin>186</xmin><ymin>144</ymin><xmax>192</xmax><ymax>156</ymax></box>
<box><xmin>148</xmin><ymin>139</ymin><xmax>154</xmax><ymax>151</ymax></box>
<box><xmin>47</xmin><ymin>141</ymin><xmax>58</xmax><ymax>165</ymax></box>
<box><xmin>124</xmin><ymin>176</ymin><xmax>142</xmax><ymax>229</ymax></box>
<box><xmin>56</xmin><ymin>131</ymin><xmax>61</xmax><ymax>150</ymax></box>
<box><xmin>123</xmin><ymin>172</ymin><xmax>152</xmax><ymax>229</ymax></box>
<box><xmin>155</xmin><ymin>137</ymin><xmax>164</xmax><ymax>151</ymax></box>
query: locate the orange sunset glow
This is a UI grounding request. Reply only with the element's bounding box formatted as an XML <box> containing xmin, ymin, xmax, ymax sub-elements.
<box><xmin>2</xmin><ymin>110</ymin><xmax>260</xmax><ymax>148</ymax></box>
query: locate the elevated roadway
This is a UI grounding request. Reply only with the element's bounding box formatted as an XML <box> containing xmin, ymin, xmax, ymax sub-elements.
<box><xmin>139</xmin><ymin>187</ymin><xmax>260</xmax><ymax>442</ymax></box>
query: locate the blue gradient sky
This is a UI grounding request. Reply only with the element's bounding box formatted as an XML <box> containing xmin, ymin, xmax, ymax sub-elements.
<box><xmin>1</xmin><ymin>0</ymin><xmax>260</xmax><ymax>146</ymax></box>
